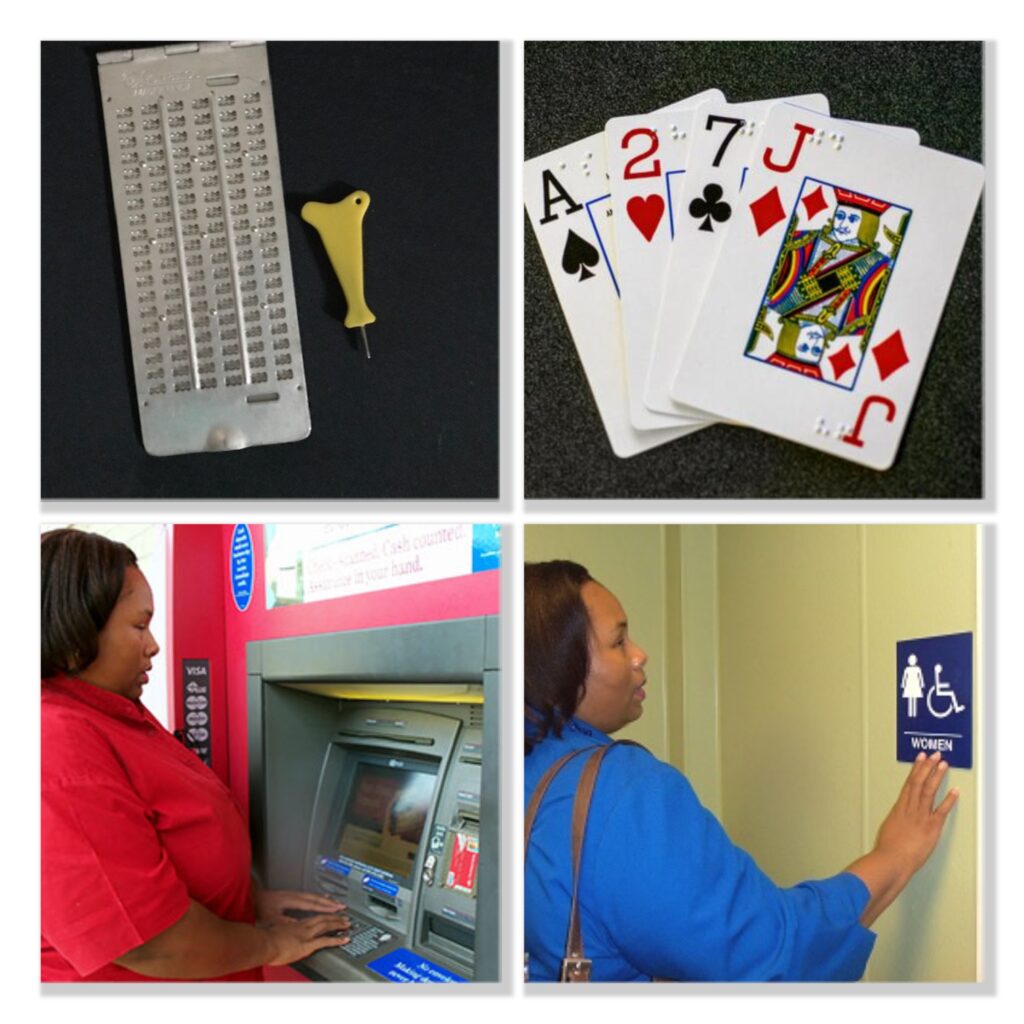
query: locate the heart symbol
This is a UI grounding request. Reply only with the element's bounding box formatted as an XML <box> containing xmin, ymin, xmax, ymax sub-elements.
<box><xmin>626</xmin><ymin>194</ymin><xmax>665</xmax><ymax>242</ymax></box>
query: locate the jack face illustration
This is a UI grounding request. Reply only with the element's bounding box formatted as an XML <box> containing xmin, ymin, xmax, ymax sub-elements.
<box><xmin>746</xmin><ymin>181</ymin><xmax>911</xmax><ymax>389</ymax></box>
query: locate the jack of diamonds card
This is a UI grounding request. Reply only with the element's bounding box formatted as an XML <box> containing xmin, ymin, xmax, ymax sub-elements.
<box><xmin>524</xmin><ymin>136</ymin><xmax>701</xmax><ymax>458</ymax></box>
<box><xmin>671</xmin><ymin>105</ymin><xmax>983</xmax><ymax>470</ymax></box>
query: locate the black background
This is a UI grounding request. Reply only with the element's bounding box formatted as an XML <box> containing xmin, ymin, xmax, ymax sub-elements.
<box><xmin>42</xmin><ymin>41</ymin><xmax>499</xmax><ymax>499</ymax></box>
<box><xmin>525</xmin><ymin>42</ymin><xmax>983</xmax><ymax>499</ymax></box>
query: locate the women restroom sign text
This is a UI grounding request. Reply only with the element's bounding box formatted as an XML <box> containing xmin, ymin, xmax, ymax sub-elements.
<box><xmin>896</xmin><ymin>632</ymin><xmax>973</xmax><ymax>769</ymax></box>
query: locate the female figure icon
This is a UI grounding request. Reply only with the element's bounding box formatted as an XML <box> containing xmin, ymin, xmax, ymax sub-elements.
<box><xmin>901</xmin><ymin>654</ymin><xmax>926</xmax><ymax>717</ymax></box>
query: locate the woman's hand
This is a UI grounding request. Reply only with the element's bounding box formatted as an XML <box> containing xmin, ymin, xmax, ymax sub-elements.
<box><xmin>254</xmin><ymin>889</ymin><xmax>351</xmax><ymax>966</ymax></box>
<box><xmin>846</xmin><ymin>751</ymin><xmax>959</xmax><ymax>927</ymax></box>
<box><xmin>115</xmin><ymin>899</ymin><xmax>350</xmax><ymax>978</ymax></box>
<box><xmin>874</xmin><ymin>751</ymin><xmax>959</xmax><ymax>875</ymax></box>
<box><xmin>263</xmin><ymin>912</ymin><xmax>352</xmax><ymax>966</ymax></box>
<box><xmin>255</xmin><ymin>887</ymin><xmax>346</xmax><ymax>926</ymax></box>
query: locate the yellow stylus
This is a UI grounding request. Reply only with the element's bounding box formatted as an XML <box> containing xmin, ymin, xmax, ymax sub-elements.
<box><xmin>301</xmin><ymin>190</ymin><xmax>376</xmax><ymax>359</ymax></box>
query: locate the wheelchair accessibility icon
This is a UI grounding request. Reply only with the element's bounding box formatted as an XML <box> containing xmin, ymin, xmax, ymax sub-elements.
<box><xmin>926</xmin><ymin>663</ymin><xmax>966</xmax><ymax>719</ymax></box>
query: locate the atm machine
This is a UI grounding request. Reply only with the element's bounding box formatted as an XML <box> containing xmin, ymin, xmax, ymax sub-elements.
<box><xmin>247</xmin><ymin>615</ymin><xmax>499</xmax><ymax>982</ymax></box>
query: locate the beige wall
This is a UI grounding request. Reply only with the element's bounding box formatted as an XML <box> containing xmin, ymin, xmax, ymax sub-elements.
<box><xmin>716</xmin><ymin>524</ymin><xmax>979</xmax><ymax>982</ymax></box>
<box><xmin>716</xmin><ymin>526</ymin><xmax>865</xmax><ymax>886</ymax></box>
<box><xmin>860</xmin><ymin>526</ymin><xmax>979</xmax><ymax>981</ymax></box>
<box><xmin>525</xmin><ymin>523</ymin><xmax>980</xmax><ymax>982</ymax></box>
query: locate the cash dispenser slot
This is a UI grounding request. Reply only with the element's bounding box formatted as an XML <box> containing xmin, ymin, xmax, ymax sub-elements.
<box><xmin>422</xmin><ymin>911</ymin><xmax>475</xmax><ymax>966</ymax></box>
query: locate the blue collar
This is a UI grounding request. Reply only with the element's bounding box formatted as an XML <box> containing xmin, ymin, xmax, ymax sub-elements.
<box><xmin>564</xmin><ymin>716</ymin><xmax>613</xmax><ymax>745</ymax></box>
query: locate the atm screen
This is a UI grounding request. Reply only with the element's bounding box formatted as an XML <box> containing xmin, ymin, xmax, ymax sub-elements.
<box><xmin>335</xmin><ymin>762</ymin><xmax>435</xmax><ymax>884</ymax></box>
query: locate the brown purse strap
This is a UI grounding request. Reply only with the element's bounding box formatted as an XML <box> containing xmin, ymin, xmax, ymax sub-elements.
<box><xmin>563</xmin><ymin>739</ymin><xmax>640</xmax><ymax>982</ymax></box>
<box><xmin>525</xmin><ymin>738</ymin><xmax>640</xmax><ymax>982</ymax></box>
<box><xmin>524</xmin><ymin>746</ymin><xmax>593</xmax><ymax>852</ymax></box>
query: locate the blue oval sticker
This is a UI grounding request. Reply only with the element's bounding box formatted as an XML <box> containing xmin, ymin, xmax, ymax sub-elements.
<box><xmin>230</xmin><ymin>524</ymin><xmax>254</xmax><ymax>612</ymax></box>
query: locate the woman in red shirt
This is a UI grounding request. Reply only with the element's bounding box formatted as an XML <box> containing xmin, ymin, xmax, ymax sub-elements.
<box><xmin>41</xmin><ymin>529</ymin><xmax>350</xmax><ymax>981</ymax></box>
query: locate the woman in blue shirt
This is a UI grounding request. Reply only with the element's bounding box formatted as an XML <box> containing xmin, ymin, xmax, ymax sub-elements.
<box><xmin>524</xmin><ymin>560</ymin><xmax>959</xmax><ymax>982</ymax></box>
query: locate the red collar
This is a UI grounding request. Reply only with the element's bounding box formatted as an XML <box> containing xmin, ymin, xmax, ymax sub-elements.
<box><xmin>41</xmin><ymin>673</ymin><xmax>152</xmax><ymax>726</ymax></box>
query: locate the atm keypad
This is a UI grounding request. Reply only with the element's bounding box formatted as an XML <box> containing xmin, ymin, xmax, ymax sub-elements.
<box><xmin>339</xmin><ymin>919</ymin><xmax>391</xmax><ymax>959</ymax></box>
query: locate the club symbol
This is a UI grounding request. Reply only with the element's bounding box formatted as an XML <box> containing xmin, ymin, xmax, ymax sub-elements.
<box><xmin>689</xmin><ymin>183</ymin><xmax>732</xmax><ymax>233</ymax></box>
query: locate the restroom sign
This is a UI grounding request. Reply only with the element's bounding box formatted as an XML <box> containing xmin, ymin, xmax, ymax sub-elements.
<box><xmin>896</xmin><ymin>632</ymin><xmax>973</xmax><ymax>769</ymax></box>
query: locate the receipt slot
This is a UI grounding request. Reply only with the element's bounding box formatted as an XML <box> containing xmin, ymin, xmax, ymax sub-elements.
<box><xmin>247</xmin><ymin>616</ymin><xmax>499</xmax><ymax>982</ymax></box>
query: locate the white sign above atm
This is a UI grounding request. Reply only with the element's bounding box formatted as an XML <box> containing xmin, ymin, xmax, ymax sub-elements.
<box><xmin>264</xmin><ymin>523</ymin><xmax>501</xmax><ymax>608</ymax></box>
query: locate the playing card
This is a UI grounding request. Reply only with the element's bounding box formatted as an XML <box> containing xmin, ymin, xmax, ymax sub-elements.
<box><xmin>605</xmin><ymin>95</ymin><xmax>720</xmax><ymax>430</ymax></box>
<box><xmin>670</xmin><ymin>106</ymin><xmax>983</xmax><ymax>469</ymax></box>
<box><xmin>525</xmin><ymin>100</ymin><xmax>718</xmax><ymax>457</ymax></box>
<box><xmin>644</xmin><ymin>94</ymin><xmax>829</xmax><ymax>419</ymax></box>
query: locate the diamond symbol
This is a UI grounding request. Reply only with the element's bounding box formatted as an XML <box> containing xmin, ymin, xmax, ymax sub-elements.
<box><xmin>828</xmin><ymin>344</ymin><xmax>856</xmax><ymax>381</ymax></box>
<box><xmin>749</xmin><ymin>186</ymin><xmax>786</xmax><ymax>236</ymax></box>
<box><xmin>872</xmin><ymin>329</ymin><xmax>910</xmax><ymax>380</ymax></box>
<box><xmin>801</xmin><ymin>185</ymin><xmax>828</xmax><ymax>220</ymax></box>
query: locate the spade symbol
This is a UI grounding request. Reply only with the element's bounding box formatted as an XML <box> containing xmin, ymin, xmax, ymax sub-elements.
<box><xmin>689</xmin><ymin>183</ymin><xmax>732</xmax><ymax>233</ymax></box>
<box><xmin>561</xmin><ymin>229</ymin><xmax>600</xmax><ymax>281</ymax></box>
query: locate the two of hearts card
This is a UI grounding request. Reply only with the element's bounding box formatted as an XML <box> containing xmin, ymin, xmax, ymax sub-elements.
<box><xmin>524</xmin><ymin>89</ymin><xmax>984</xmax><ymax>469</ymax></box>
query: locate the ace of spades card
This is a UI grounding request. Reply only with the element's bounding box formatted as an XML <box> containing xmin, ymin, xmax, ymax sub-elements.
<box><xmin>524</xmin><ymin>135</ymin><xmax>703</xmax><ymax>457</ymax></box>
<box><xmin>645</xmin><ymin>94</ymin><xmax>828</xmax><ymax>419</ymax></box>
<box><xmin>671</xmin><ymin>106</ymin><xmax>984</xmax><ymax>470</ymax></box>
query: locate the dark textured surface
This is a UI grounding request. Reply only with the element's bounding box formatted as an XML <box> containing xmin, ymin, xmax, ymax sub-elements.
<box><xmin>525</xmin><ymin>41</ymin><xmax>983</xmax><ymax>499</ymax></box>
<box><xmin>42</xmin><ymin>41</ymin><xmax>498</xmax><ymax>499</ymax></box>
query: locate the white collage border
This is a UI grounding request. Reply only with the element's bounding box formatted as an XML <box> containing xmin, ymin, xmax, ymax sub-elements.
<box><xmin>10</xmin><ymin>3</ymin><xmax>1023</xmax><ymax>1022</ymax></box>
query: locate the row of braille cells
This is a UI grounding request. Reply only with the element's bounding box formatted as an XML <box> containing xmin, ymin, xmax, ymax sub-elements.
<box><xmin>114</xmin><ymin>95</ymin><xmax>294</xmax><ymax>393</ymax></box>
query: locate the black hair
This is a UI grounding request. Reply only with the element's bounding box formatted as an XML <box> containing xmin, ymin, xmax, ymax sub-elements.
<box><xmin>524</xmin><ymin>560</ymin><xmax>595</xmax><ymax>753</ymax></box>
<box><xmin>41</xmin><ymin>529</ymin><xmax>139</xmax><ymax>679</ymax></box>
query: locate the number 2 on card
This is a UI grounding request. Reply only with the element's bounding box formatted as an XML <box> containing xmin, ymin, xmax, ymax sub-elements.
<box><xmin>622</xmin><ymin>128</ymin><xmax>662</xmax><ymax>180</ymax></box>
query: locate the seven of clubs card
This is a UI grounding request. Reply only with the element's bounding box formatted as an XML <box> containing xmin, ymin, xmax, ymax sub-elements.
<box><xmin>647</xmin><ymin>94</ymin><xmax>829</xmax><ymax>420</ymax></box>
